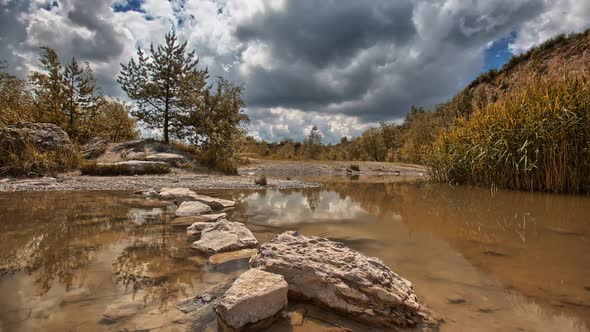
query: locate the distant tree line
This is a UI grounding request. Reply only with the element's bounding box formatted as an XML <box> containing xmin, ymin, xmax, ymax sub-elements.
<box><xmin>241</xmin><ymin>107</ymin><xmax>440</xmax><ymax>163</ymax></box>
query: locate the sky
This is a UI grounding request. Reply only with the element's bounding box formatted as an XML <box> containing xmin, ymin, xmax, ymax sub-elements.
<box><xmin>1</xmin><ymin>0</ymin><xmax>589</xmax><ymax>143</ymax></box>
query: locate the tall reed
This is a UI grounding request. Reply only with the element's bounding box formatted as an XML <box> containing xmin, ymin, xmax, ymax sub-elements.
<box><xmin>424</xmin><ymin>74</ymin><xmax>590</xmax><ymax>193</ymax></box>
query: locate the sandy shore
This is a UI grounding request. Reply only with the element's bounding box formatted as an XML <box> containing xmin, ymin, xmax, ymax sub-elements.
<box><xmin>0</xmin><ymin>160</ymin><xmax>426</xmax><ymax>192</ymax></box>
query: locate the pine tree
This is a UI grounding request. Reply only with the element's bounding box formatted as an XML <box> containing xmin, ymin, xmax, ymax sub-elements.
<box><xmin>118</xmin><ymin>31</ymin><xmax>208</xmax><ymax>144</ymax></box>
<box><xmin>30</xmin><ymin>48</ymin><xmax>102</xmax><ymax>141</ymax></box>
<box><xmin>30</xmin><ymin>47</ymin><xmax>66</xmax><ymax>125</ymax></box>
<box><xmin>303</xmin><ymin>125</ymin><xmax>322</xmax><ymax>159</ymax></box>
<box><xmin>64</xmin><ymin>59</ymin><xmax>102</xmax><ymax>140</ymax></box>
<box><xmin>0</xmin><ymin>61</ymin><xmax>34</xmax><ymax>127</ymax></box>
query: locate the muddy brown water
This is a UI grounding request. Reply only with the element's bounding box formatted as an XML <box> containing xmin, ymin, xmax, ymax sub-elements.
<box><xmin>0</xmin><ymin>177</ymin><xmax>589</xmax><ymax>331</ymax></box>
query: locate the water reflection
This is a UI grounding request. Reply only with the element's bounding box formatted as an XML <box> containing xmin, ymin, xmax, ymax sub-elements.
<box><xmin>0</xmin><ymin>183</ymin><xmax>589</xmax><ymax>331</ymax></box>
<box><xmin>241</xmin><ymin>188</ymin><xmax>370</xmax><ymax>226</ymax></box>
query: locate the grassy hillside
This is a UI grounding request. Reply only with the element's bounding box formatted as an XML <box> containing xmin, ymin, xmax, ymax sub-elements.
<box><xmin>422</xmin><ymin>29</ymin><xmax>590</xmax><ymax>193</ymax></box>
<box><xmin>439</xmin><ymin>28</ymin><xmax>590</xmax><ymax>120</ymax></box>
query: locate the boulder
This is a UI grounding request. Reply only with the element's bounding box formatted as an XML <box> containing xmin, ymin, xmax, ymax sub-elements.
<box><xmin>170</xmin><ymin>213</ymin><xmax>227</xmax><ymax>227</ymax></box>
<box><xmin>175</xmin><ymin>201</ymin><xmax>212</xmax><ymax>217</ymax></box>
<box><xmin>187</xmin><ymin>220</ymin><xmax>258</xmax><ymax>254</ymax></box>
<box><xmin>81</xmin><ymin>161</ymin><xmax>170</xmax><ymax>176</ymax></box>
<box><xmin>0</xmin><ymin>122</ymin><xmax>74</xmax><ymax>153</ymax></box>
<box><xmin>250</xmin><ymin>231</ymin><xmax>437</xmax><ymax>329</ymax></box>
<box><xmin>144</xmin><ymin>153</ymin><xmax>185</xmax><ymax>166</ymax></box>
<box><xmin>215</xmin><ymin>269</ymin><xmax>288</xmax><ymax>331</ymax></box>
<box><xmin>80</xmin><ymin>137</ymin><xmax>109</xmax><ymax>159</ymax></box>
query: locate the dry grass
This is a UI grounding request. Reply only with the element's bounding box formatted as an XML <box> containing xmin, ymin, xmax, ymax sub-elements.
<box><xmin>424</xmin><ymin>74</ymin><xmax>590</xmax><ymax>193</ymax></box>
<box><xmin>0</xmin><ymin>140</ymin><xmax>80</xmax><ymax>177</ymax></box>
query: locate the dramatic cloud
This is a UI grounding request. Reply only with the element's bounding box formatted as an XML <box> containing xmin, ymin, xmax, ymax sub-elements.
<box><xmin>1</xmin><ymin>0</ymin><xmax>589</xmax><ymax>142</ymax></box>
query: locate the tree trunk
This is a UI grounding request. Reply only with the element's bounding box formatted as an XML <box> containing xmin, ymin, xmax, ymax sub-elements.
<box><xmin>164</xmin><ymin>99</ymin><xmax>169</xmax><ymax>144</ymax></box>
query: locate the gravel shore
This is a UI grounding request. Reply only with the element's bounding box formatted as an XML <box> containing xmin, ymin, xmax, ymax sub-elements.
<box><xmin>0</xmin><ymin>160</ymin><xmax>425</xmax><ymax>192</ymax></box>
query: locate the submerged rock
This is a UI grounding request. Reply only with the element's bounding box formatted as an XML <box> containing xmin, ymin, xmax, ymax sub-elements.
<box><xmin>250</xmin><ymin>231</ymin><xmax>437</xmax><ymax>329</ymax></box>
<box><xmin>101</xmin><ymin>290</ymin><xmax>150</xmax><ymax>323</ymax></box>
<box><xmin>175</xmin><ymin>201</ymin><xmax>212</xmax><ymax>217</ymax></box>
<box><xmin>188</xmin><ymin>220</ymin><xmax>258</xmax><ymax>254</ymax></box>
<box><xmin>215</xmin><ymin>269</ymin><xmax>288</xmax><ymax>331</ymax></box>
<box><xmin>209</xmin><ymin>249</ymin><xmax>258</xmax><ymax>265</ymax></box>
<box><xmin>170</xmin><ymin>213</ymin><xmax>227</xmax><ymax>226</ymax></box>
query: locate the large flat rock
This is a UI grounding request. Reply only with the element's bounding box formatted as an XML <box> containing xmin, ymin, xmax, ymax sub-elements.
<box><xmin>175</xmin><ymin>201</ymin><xmax>212</xmax><ymax>217</ymax></box>
<box><xmin>158</xmin><ymin>187</ymin><xmax>235</xmax><ymax>209</ymax></box>
<box><xmin>250</xmin><ymin>231</ymin><xmax>438</xmax><ymax>329</ymax></box>
<box><xmin>215</xmin><ymin>269</ymin><xmax>288</xmax><ymax>331</ymax></box>
<box><xmin>190</xmin><ymin>194</ymin><xmax>236</xmax><ymax>209</ymax></box>
<box><xmin>188</xmin><ymin>220</ymin><xmax>258</xmax><ymax>254</ymax></box>
<box><xmin>144</xmin><ymin>153</ymin><xmax>185</xmax><ymax>165</ymax></box>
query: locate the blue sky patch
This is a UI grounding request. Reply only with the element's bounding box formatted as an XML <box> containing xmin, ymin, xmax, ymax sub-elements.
<box><xmin>113</xmin><ymin>0</ymin><xmax>144</xmax><ymax>13</ymax></box>
<box><xmin>482</xmin><ymin>32</ymin><xmax>517</xmax><ymax>72</ymax></box>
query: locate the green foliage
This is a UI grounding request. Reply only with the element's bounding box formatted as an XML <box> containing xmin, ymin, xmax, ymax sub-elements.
<box><xmin>424</xmin><ymin>74</ymin><xmax>590</xmax><ymax>193</ymax></box>
<box><xmin>118</xmin><ymin>31</ymin><xmax>208</xmax><ymax>143</ymax></box>
<box><xmin>0</xmin><ymin>62</ymin><xmax>34</xmax><ymax>127</ymax></box>
<box><xmin>93</xmin><ymin>100</ymin><xmax>139</xmax><ymax>142</ymax></box>
<box><xmin>302</xmin><ymin>125</ymin><xmax>322</xmax><ymax>159</ymax></box>
<box><xmin>181</xmin><ymin>77</ymin><xmax>249</xmax><ymax>173</ymax></box>
<box><xmin>29</xmin><ymin>47</ymin><xmax>66</xmax><ymax>125</ymax></box>
<box><xmin>27</xmin><ymin>47</ymin><xmax>122</xmax><ymax>142</ymax></box>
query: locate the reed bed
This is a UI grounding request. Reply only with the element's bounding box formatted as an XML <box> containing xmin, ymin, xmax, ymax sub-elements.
<box><xmin>424</xmin><ymin>74</ymin><xmax>590</xmax><ymax>193</ymax></box>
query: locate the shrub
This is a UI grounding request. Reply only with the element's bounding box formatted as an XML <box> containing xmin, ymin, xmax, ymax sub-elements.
<box><xmin>254</xmin><ymin>175</ymin><xmax>267</xmax><ymax>186</ymax></box>
<box><xmin>424</xmin><ymin>74</ymin><xmax>590</xmax><ymax>193</ymax></box>
<box><xmin>349</xmin><ymin>164</ymin><xmax>360</xmax><ymax>172</ymax></box>
<box><xmin>0</xmin><ymin>140</ymin><xmax>80</xmax><ymax>177</ymax></box>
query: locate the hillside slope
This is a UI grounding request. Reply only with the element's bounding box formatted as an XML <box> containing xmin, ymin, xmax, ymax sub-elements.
<box><xmin>422</xmin><ymin>28</ymin><xmax>590</xmax><ymax>193</ymax></box>
<box><xmin>440</xmin><ymin>28</ymin><xmax>590</xmax><ymax>119</ymax></box>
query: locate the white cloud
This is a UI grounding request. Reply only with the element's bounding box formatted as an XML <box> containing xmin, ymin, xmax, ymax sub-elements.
<box><xmin>509</xmin><ymin>0</ymin><xmax>590</xmax><ymax>53</ymax></box>
<box><xmin>1</xmin><ymin>0</ymin><xmax>587</xmax><ymax>143</ymax></box>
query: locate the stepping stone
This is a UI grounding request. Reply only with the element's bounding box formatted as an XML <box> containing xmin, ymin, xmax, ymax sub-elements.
<box><xmin>175</xmin><ymin>201</ymin><xmax>212</xmax><ymax>217</ymax></box>
<box><xmin>215</xmin><ymin>269</ymin><xmax>288</xmax><ymax>331</ymax></box>
<box><xmin>188</xmin><ymin>220</ymin><xmax>258</xmax><ymax>254</ymax></box>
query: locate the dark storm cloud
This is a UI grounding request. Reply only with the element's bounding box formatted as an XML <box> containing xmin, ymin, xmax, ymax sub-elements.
<box><xmin>236</xmin><ymin>0</ymin><xmax>416</xmax><ymax>67</ymax></box>
<box><xmin>27</xmin><ymin>0</ymin><xmax>128</xmax><ymax>63</ymax></box>
<box><xmin>0</xmin><ymin>0</ymin><xmax>34</xmax><ymax>76</ymax></box>
<box><xmin>234</xmin><ymin>0</ymin><xmax>548</xmax><ymax>121</ymax></box>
